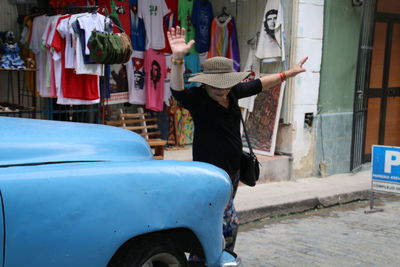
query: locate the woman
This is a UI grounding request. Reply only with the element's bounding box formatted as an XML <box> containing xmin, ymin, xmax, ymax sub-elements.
<box><xmin>167</xmin><ymin>26</ymin><xmax>307</xmax><ymax>260</ymax></box>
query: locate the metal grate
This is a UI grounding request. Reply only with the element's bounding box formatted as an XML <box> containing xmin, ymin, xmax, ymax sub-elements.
<box><xmin>350</xmin><ymin>0</ymin><xmax>377</xmax><ymax>171</ymax></box>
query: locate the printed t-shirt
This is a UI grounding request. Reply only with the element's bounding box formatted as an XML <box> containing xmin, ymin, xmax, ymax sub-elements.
<box><xmin>126</xmin><ymin>51</ymin><xmax>146</xmax><ymax>105</ymax></box>
<box><xmin>138</xmin><ymin>0</ymin><xmax>169</xmax><ymax>50</ymax></box>
<box><xmin>164</xmin><ymin>54</ymin><xmax>173</xmax><ymax>106</ymax></box>
<box><xmin>183</xmin><ymin>53</ymin><xmax>200</xmax><ymax>88</ymax></box>
<box><xmin>158</xmin><ymin>0</ymin><xmax>178</xmax><ymax>53</ymax></box>
<box><xmin>98</xmin><ymin>0</ymin><xmax>131</xmax><ymax>34</ymax></box>
<box><xmin>130</xmin><ymin>4</ymin><xmax>146</xmax><ymax>51</ymax></box>
<box><xmin>192</xmin><ymin>0</ymin><xmax>213</xmax><ymax>53</ymax></box>
<box><xmin>145</xmin><ymin>49</ymin><xmax>166</xmax><ymax>111</ymax></box>
<box><xmin>178</xmin><ymin>0</ymin><xmax>196</xmax><ymax>54</ymax></box>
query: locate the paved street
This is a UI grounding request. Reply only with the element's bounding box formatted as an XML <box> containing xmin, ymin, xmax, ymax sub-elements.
<box><xmin>235</xmin><ymin>194</ymin><xmax>400</xmax><ymax>267</ymax></box>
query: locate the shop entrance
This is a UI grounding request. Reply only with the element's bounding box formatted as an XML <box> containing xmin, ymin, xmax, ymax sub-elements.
<box><xmin>364</xmin><ymin>0</ymin><xmax>400</xmax><ymax>162</ymax></box>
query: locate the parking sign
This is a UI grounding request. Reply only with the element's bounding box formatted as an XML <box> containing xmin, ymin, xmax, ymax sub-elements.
<box><xmin>372</xmin><ymin>145</ymin><xmax>400</xmax><ymax>194</ymax></box>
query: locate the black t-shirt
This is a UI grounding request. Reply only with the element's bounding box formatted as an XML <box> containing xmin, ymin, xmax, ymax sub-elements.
<box><xmin>171</xmin><ymin>79</ymin><xmax>262</xmax><ymax>176</ymax></box>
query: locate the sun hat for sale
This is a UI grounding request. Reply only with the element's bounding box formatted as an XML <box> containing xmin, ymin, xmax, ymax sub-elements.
<box><xmin>188</xmin><ymin>57</ymin><xmax>250</xmax><ymax>89</ymax></box>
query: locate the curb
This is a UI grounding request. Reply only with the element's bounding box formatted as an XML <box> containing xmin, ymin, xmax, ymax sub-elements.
<box><xmin>237</xmin><ymin>189</ymin><xmax>371</xmax><ymax>224</ymax></box>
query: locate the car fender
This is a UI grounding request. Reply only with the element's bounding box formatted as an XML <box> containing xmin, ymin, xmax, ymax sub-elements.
<box><xmin>0</xmin><ymin>160</ymin><xmax>232</xmax><ymax>267</ymax></box>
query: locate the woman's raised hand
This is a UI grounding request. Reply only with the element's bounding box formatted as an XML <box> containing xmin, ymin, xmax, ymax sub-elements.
<box><xmin>167</xmin><ymin>26</ymin><xmax>195</xmax><ymax>59</ymax></box>
<box><xmin>287</xmin><ymin>56</ymin><xmax>308</xmax><ymax>77</ymax></box>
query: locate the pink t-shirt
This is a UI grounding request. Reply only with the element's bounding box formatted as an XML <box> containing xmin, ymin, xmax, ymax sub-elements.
<box><xmin>145</xmin><ymin>49</ymin><xmax>166</xmax><ymax>112</ymax></box>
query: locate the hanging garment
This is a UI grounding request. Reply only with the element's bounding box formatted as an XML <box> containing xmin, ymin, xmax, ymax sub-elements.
<box><xmin>178</xmin><ymin>0</ymin><xmax>197</xmax><ymax>54</ymax></box>
<box><xmin>52</xmin><ymin>16</ymin><xmax>100</xmax><ymax>101</ymax></box>
<box><xmin>40</xmin><ymin>14</ymin><xmax>62</xmax><ymax>97</ymax></box>
<box><xmin>191</xmin><ymin>0</ymin><xmax>214</xmax><ymax>53</ymax></box>
<box><xmin>208</xmin><ymin>15</ymin><xmax>240</xmax><ymax>71</ymax></box>
<box><xmin>129</xmin><ymin>2</ymin><xmax>146</xmax><ymax>51</ymax></box>
<box><xmin>145</xmin><ymin>49</ymin><xmax>167</xmax><ymax>111</ymax></box>
<box><xmin>255</xmin><ymin>0</ymin><xmax>285</xmax><ymax>60</ymax></box>
<box><xmin>138</xmin><ymin>0</ymin><xmax>170</xmax><ymax>50</ymax></box>
<box><xmin>98</xmin><ymin>0</ymin><xmax>131</xmax><ymax>34</ymax></box>
<box><xmin>156</xmin><ymin>0</ymin><xmax>178</xmax><ymax>53</ymax></box>
<box><xmin>29</xmin><ymin>14</ymin><xmax>50</xmax><ymax>97</ymax></box>
<box><xmin>20</xmin><ymin>14</ymin><xmax>36</xmax><ymax>92</ymax></box>
<box><xmin>238</xmin><ymin>48</ymin><xmax>260</xmax><ymax>112</ymax></box>
<box><xmin>164</xmin><ymin>54</ymin><xmax>173</xmax><ymax>106</ymax></box>
<box><xmin>183</xmin><ymin>53</ymin><xmax>200</xmax><ymax>89</ymax></box>
<box><xmin>126</xmin><ymin>51</ymin><xmax>146</xmax><ymax>105</ymax></box>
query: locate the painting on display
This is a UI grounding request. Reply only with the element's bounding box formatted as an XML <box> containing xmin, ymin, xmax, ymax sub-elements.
<box><xmin>244</xmin><ymin>80</ymin><xmax>285</xmax><ymax>156</ymax></box>
<box><xmin>107</xmin><ymin>64</ymin><xmax>129</xmax><ymax>105</ymax></box>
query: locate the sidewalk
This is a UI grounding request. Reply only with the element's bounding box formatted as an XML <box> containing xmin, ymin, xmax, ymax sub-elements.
<box><xmin>235</xmin><ymin>170</ymin><xmax>371</xmax><ymax>224</ymax></box>
<box><xmin>164</xmin><ymin>147</ymin><xmax>372</xmax><ymax>224</ymax></box>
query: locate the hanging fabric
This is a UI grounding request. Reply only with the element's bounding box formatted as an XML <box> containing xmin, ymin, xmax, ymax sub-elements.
<box><xmin>191</xmin><ymin>0</ymin><xmax>214</xmax><ymax>53</ymax></box>
<box><xmin>208</xmin><ymin>11</ymin><xmax>240</xmax><ymax>71</ymax></box>
<box><xmin>255</xmin><ymin>0</ymin><xmax>285</xmax><ymax>61</ymax></box>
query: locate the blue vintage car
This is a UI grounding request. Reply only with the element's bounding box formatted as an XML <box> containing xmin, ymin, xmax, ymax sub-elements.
<box><xmin>0</xmin><ymin>117</ymin><xmax>241</xmax><ymax>267</ymax></box>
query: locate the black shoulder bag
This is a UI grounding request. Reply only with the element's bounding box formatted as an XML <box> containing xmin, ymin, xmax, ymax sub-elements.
<box><xmin>239</xmin><ymin>113</ymin><xmax>260</xmax><ymax>187</ymax></box>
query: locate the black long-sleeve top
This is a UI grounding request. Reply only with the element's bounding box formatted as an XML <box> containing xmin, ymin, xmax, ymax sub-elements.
<box><xmin>171</xmin><ymin>79</ymin><xmax>262</xmax><ymax>176</ymax></box>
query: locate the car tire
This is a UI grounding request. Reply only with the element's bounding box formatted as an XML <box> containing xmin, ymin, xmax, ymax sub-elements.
<box><xmin>110</xmin><ymin>237</ymin><xmax>188</xmax><ymax>267</ymax></box>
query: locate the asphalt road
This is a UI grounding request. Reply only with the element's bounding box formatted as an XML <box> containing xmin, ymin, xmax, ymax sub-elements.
<box><xmin>235</xmin><ymin>193</ymin><xmax>400</xmax><ymax>266</ymax></box>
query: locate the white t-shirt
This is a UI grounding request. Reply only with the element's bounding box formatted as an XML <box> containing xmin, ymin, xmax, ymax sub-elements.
<box><xmin>164</xmin><ymin>54</ymin><xmax>172</xmax><ymax>106</ymax></box>
<box><xmin>29</xmin><ymin>15</ymin><xmax>50</xmax><ymax>98</ymax></box>
<box><xmin>126</xmin><ymin>51</ymin><xmax>146</xmax><ymax>105</ymax></box>
<box><xmin>40</xmin><ymin>15</ymin><xmax>62</xmax><ymax>97</ymax></box>
<box><xmin>57</xmin><ymin>13</ymin><xmax>85</xmax><ymax>69</ymax></box>
<box><xmin>77</xmin><ymin>12</ymin><xmax>107</xmax><ymax>55</ymax></box>
<box><xmin>239</xmin><ymin>48</ymin><xmax>260</xmax><ymax>112</ymax></box>
<box><xmin>138</xmin><ymin>0</ymin><xmax>169</xmax><ymax>50</ymax></box>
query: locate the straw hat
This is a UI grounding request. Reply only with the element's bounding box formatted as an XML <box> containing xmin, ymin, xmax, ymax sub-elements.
<box><xmin>188</xmin><ymin>57</ymin><xmax>250</xmax><ymax>89</ymax></box>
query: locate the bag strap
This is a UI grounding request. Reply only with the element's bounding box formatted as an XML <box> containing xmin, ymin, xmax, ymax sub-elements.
<box><xmin>240</xmin><ymin>111</ymin><xmax>255</xmax><ymax>155</ymax></box>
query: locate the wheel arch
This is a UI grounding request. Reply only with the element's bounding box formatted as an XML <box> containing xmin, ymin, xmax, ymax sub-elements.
<box><xmin>107</xmin><ymin>227</ymin><xmax>205</xmax><ymax>266</ymax></box>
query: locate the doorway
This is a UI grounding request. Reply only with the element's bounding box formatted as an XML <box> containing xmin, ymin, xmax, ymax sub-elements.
<box><xmin>364</xmin><ymin>0</ymin><xmax>400</xmax><ymax>162</ymax></box>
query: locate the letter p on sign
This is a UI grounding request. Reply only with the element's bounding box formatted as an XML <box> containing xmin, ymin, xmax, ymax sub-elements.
<box><xmin>384</xmin><ymin>150</ymin><xmax>400</xmax><ymax>173</ymax></box>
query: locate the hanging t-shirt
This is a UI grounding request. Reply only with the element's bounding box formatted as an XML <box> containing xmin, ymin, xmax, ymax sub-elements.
<box><xmin>183</xmin><ymin>53</ymin><xmax>200</xmax><ymax>89</ymax></box>
<box><xmin>77</xmin><ymin>12</ymin><xmax>108</xmax><ymax>55</ymax></box>
<box><xmin>178</xmin><ymin>0</ymin><xmax>196</xmax><ymax>54</ymax></box>
<box><xmin>126</xmin><ymin>51</ymin><xmax>146</xmax><ymax>105</ymax></box>
<box><xmin>255</xmin><ymin>0</ymin><xmax>283</xmax><ymax>60</ymax></box>
<box><xmin>98</xmin><ymin>0</ymin><xmax>131</xmax><ymax>34</ymax></box>
<box><xmin>165</xmin><ymin>0</ymin><xmax>178</xmax><ymax>19</ymax></box>
<box><xmin>29</xmin><ymin>14</ymin><xmax>50</xmax><ymax>98</ymax></box>
<box><xmin>191</xmin><ymin>0</ymin><xmax>213</xmax><ymax>53</ymax></box>
<box><xmin>158</xmin><ymin>0</ymin><xmax>178</xmax><ymax>54</ymax></box>
<box><xmin>129</xmin><ymin>3</ymin><xmax>146</xmax><ymax>51</ymax></box>
<box><xmin>145</xmin><ymin>49</ymin><xmax>166</xmax><ymax>111</ymax></box>
<box><xmin>41</xmin><ymin>15</ymin><xmax>62</xmax><ymax>97</ymax></box>
<box><xmin>238</xmin><ymin>48</ymin><xmax>260</xmax><ymax>112</ymax></box>
<box><xmin>164</xmin><ymin>54</ymin><xmax>173</xmax><ymax>106</ymax></box>
<box><xmin>138</xmin><ymin>0</ymin><xmax>169</xmax><ymax>50</ymax></box>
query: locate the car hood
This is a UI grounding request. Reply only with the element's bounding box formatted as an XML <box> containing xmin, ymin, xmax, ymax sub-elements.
<box><xmin>0</xmin><ymin>117</ymin><xmax>153</xmax><ymax>166</ymax></box>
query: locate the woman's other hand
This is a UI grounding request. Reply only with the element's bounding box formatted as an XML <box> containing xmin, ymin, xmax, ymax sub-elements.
<box><xmin>167</xmin><ymin>26</ymin><xmax>195</xmax><ymax>59</ymax></box>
